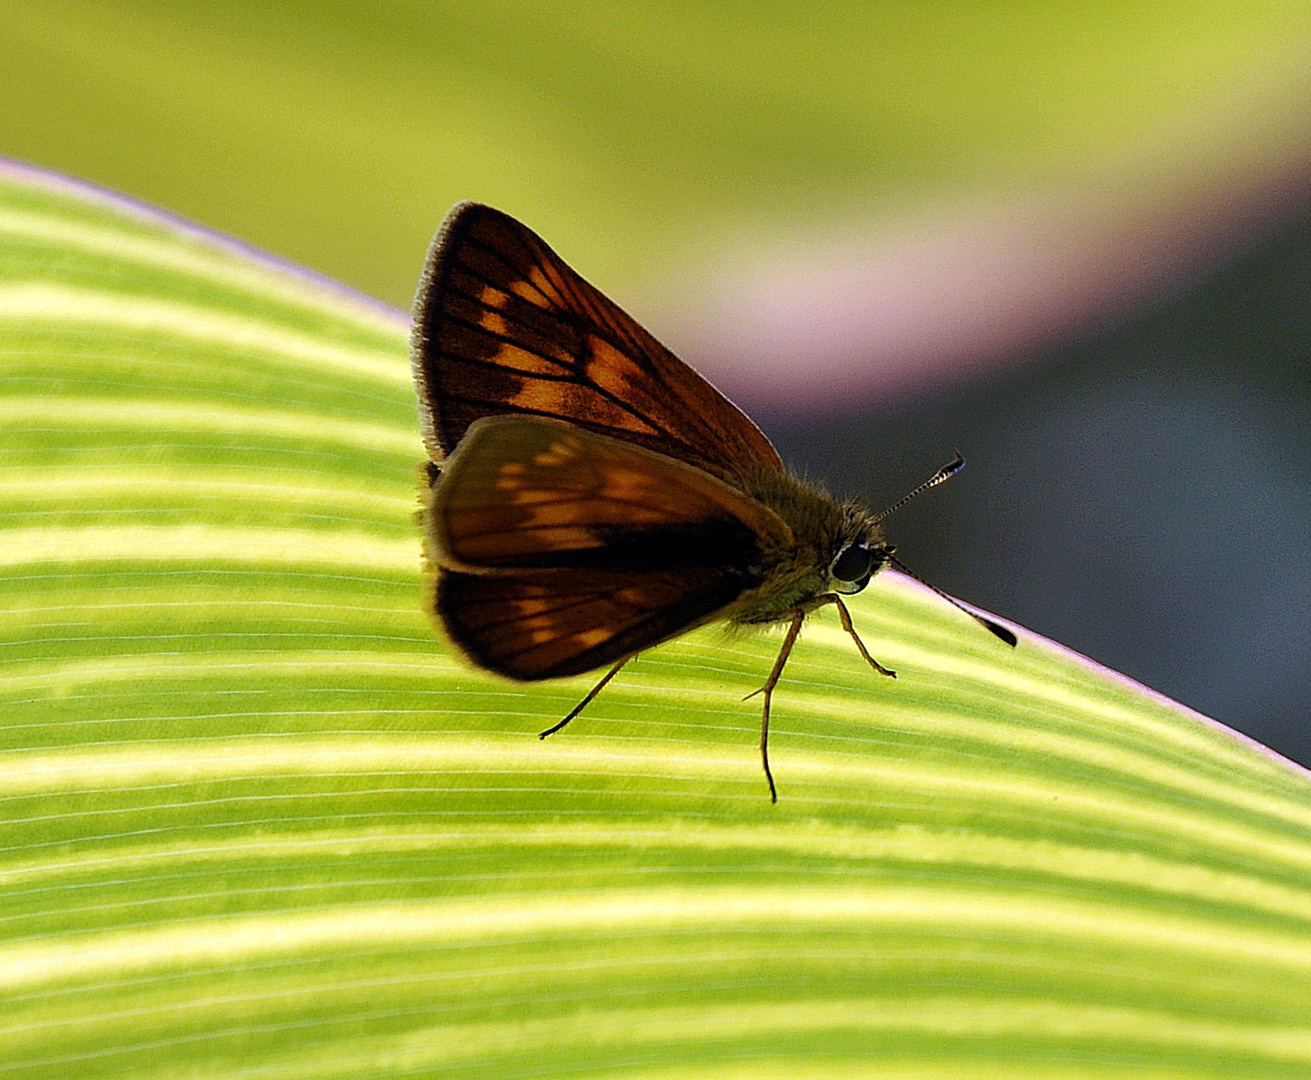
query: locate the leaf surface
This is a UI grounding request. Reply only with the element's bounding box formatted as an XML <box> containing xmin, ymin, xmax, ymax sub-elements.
<box><xmin>1</xmin><ymin>164</ymin><xmax>1307</xmax><ymax>1079</ymax></box>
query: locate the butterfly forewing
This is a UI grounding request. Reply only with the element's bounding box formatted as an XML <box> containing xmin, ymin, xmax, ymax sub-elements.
<box><xmin>412</xmin><ymin>202</ymin><xmax>783</xmax><ymax>481</ymax></box>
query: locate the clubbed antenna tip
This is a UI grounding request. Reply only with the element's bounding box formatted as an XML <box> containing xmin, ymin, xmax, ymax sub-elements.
<box><xmin>889</xmin><ymin>555</ymin><xmax>1016</xmax><ymax>648</ymax></box>
<box><xmin>872</xmin><ymin>451</ymin><xmax>964</xmax><ymax>524</ymax></box>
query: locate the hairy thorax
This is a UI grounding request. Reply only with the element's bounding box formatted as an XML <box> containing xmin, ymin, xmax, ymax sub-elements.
<box><xmin>726</xmin><ymin>467</ymin><xmax>888</xmax><ymax>625</ymax></box>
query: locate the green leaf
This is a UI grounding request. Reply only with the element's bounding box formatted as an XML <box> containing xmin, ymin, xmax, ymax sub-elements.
<box><xmin>1</xmin><ymin>163</ymin><xmax>1308</xmax><ymax>1079</ymax></box>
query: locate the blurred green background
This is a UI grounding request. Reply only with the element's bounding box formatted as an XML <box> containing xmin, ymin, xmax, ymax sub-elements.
<box><xmin>5</xmin><ymin>1</ymin><xmax>1311</xmax><ymax>303</ymax></box>
<box><xmin>4</xmin><ymin>1</ymin><xmax>1311</xmax><ymax>761</ymax></box>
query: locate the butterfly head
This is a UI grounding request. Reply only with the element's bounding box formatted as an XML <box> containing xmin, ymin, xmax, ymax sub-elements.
<box><xmin>827</xmin><ymin>526</ymin><xmax>893</xmax><ymax>596</ymax></box>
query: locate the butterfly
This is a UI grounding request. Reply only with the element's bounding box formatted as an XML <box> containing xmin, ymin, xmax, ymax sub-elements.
<box><xmin>411</xmin><ymin>202</ymin><xmax>1016</xmax><ymax>801</ymax></box>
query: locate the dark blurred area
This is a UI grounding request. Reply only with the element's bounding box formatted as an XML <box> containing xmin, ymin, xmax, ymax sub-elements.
<box><xmin>769</xmin><ymin>204</ymin><xmax>1311</xmax><ymax>768</ymax></box>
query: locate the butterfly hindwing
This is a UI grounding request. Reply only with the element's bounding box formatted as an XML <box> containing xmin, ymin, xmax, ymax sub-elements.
<box><xmin>420</xmin><ymin>416</ymin><xmax>795</xmax><ymax>680</ymax></box>
<box><xmin>435</xmin><ymin>568</ymin><xmax>748</xmax><ymax>680</ymax></box>
<box><xmin>411</xmin><ymin>202</ymin><xmax>783</xmax><ymax>482</ymax></box>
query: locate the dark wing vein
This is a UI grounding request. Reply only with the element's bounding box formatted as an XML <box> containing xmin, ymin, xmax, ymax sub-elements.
<box><xmin>446</xmin><ymin>581</ymin><xmax>620</xmax><ymax>633</ymax></box>
<box><xmin>436</xmin><ymin>349</ymin><xmax>580</xmax><ymax>384</ymax></box>
<box><xmin>423</xmin><ymin>394</ymin><xmax>666</xmax><ymax>441</ymax></box>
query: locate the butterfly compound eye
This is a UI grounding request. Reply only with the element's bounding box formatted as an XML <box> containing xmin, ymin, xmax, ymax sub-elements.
<box><xmin>830</xmin><ymin>544</ymin><xmax>874</xmax><ymax>594</ymax></box>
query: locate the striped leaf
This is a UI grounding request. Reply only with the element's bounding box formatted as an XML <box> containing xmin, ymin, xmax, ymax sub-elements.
<box><xmin>1</xmin><ymin>161</ymin><xmax>1308</xmax><ymax>1079</ymax></box>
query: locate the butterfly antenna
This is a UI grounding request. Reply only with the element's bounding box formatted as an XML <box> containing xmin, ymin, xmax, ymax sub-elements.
<box><xmin>888</xmin><ymin>554</ymin><xmax>1017</xmax><ymax>647</ymax></box>
<box><xmin>871</xmin><ymin>451</ymin><xmax>965</xmax><ymax>523</ymax></box>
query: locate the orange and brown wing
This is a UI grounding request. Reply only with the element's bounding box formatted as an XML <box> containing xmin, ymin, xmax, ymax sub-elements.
<box><xmin>427</xmin><ymin>416</ymin><xmax>792</xmax><ymax>573</ymax></box>
<box><xmin>411</xmin><ymin>202</ymin><xmax>782</xmax><ymax>482</ymax></box>
<box><xmin>421</xmin><ymin>416</ymin><xmax>793</xmax><ymax>680</ymax></box>
<box><xmin>435</xmin><ymin>568</ymin><xmax>746</xmax><ymax>680</ymax></box>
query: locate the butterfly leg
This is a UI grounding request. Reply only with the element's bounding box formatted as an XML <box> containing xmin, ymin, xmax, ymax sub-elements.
<box><xmin>817</xmin><ymin>593</ymin><xmax>896</xmax><ymax>679</ymax></box>
<box><xmin>748</xmin><ymin>610</ymin><xmax>807</xmax><ymax>804</ymax></box>
<box><xmin>539</xmin><ymin>655</ymin><xmax>633</xmax><ymax>739</ymax></box>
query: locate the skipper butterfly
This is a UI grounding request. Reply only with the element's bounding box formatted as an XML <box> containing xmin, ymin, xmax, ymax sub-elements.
<box><xmin>411</xmin><ymin>202</ymin><xmax>1015</xmax><ymax>801</ymax></box>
